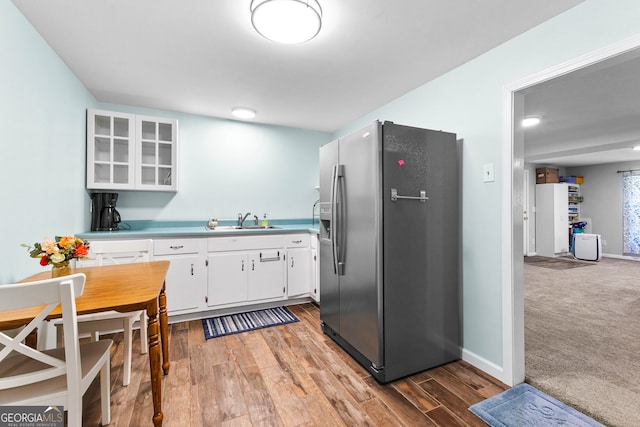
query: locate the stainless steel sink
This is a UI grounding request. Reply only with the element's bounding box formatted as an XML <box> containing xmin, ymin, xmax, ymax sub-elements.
<box><xmin>204</xmin><ymin>225</ymin><xmax>242</xmax><ymax>231</ymax></box>
<box><xmin>204</xmin><ymin>225</ymin><xmax>281</xmax><ymax>231</ymax></box>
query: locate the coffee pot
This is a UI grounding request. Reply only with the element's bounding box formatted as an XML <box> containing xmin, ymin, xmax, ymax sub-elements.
<box><xmin>90</xmin><ymin>192</ymin><xmax>122</xmax><ymax>231</ymax></box>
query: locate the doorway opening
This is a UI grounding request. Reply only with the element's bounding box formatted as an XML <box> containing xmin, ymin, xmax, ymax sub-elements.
<box><xmin>502</xmin><ymin>33</ymin><xmax>640</xmax><ymax>386</ymax></box>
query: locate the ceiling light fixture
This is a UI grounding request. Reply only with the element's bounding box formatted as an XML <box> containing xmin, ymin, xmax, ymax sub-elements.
<box><xmin>250</xmin><ymin>0</ymin><xmax>322</xmax><ymax>44</ymax></box>
<box><xmin>633</xmin><ymin>146</ymin><xmax>640</xmax><ymax>151</ymax></box>
<box><xmin>231</xmin><ymin>107</ymin><xmax>256</xmax><ymax>119</ymax></box>
<box><xmin>522</xmin><ymin>116</ymin><xmax>542</xmax><ymax>127</ymax></box>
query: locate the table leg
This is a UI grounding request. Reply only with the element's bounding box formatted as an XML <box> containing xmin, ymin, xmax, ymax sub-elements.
<box><xmin>147</xmin><ymin>301</ymin><xmax>163</xmax><ymax>427</ymax></box>
<box><xmin>159</xmin><ymin>280</ymin><xmax>170</xmax><ymax>374</ymax></box>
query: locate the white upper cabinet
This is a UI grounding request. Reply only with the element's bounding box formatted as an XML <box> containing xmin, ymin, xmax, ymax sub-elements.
<box><xmin>135</xmin><ymin>115</ymin><xmax>178</xmax><ymax>191</ymax></box>
<box><xmin>87</xmin><ymin>109</ymin><xmax>178</xmax><ymax>192</ymax></box>
<box><xmin>86</xmin><ymin>110</ymin><xmax>136</xmax><ymax>190</ymax></box>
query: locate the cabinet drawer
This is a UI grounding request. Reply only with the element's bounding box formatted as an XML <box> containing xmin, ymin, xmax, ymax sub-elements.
<box><xmin>208</xmin><ymin>235</ymin><xmax>285</xmax><ymax>252</ymax></box>
<box><xmin>285</xmin><ymin>234</ymin><xmax>310</xmax><ymax>248</ymax></box>
<box><xmin>154</xmin><ymin>238</ymin><xmax>201</xmax><ymax>255</ymax></box>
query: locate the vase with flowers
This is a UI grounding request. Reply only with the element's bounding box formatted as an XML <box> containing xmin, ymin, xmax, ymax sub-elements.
<box><xmin>22</xmin><ymin>236</ymin><xmax>90</xmax><ymax>277</ymax></box>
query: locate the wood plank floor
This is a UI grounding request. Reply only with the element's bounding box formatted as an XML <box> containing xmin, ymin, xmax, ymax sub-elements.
<box><xmin>83</xmin><ymin>303</ymin><xmax>507</xmax><ymax>426</ymax></box>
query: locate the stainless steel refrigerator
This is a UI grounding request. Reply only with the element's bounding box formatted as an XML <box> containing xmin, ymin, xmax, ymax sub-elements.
<box><xmin>319</xmin><ymin>120</ymin><xmax>460</xmax><ymax>383</ymax></box>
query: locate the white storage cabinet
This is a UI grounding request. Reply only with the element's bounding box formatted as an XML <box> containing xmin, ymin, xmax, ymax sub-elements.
<box><xmin>207</xmin><ymin>235</ymin><xmax>286</xmax><ymax>308</ymax></box>
<box><xmin>87</xmin><ymin>109</ymin><xmax>178</xmax><ymax>192</ymax></box>
<box><xmin>285</xmin><ymin>234</ymin><xmax>312</xmax><ymax>297</ymax></box>
<box><xmin>535</xmin><ymin>183</ymin><xmax>571</xmax><ymax>257</ymax></box>
<box><xmin>310</xmin><ymin>233</ymin><xmax>319</xmax><ymax>302</ymax></box>
<box><xmin>153</xmin><ymin>238</ymin><xmax>207</xmax><ymax>314</ymax></box>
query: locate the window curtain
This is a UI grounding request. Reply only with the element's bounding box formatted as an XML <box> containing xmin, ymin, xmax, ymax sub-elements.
<box><xmin>622</xmin><ymin>171</ymin><xmax>640</xmax><ymax>256</ymax></box>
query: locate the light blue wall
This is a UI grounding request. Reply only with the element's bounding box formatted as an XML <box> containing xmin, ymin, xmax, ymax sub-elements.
<box><xmin>97</xmin><ymin>103</ymin><xmax>329</xmax><ymax>223</ymax></box>
<box><xmin>0</xmin><ymin>2</ymin><xmax>98</xmax><ymax>284</ymax></box>
<box><xmin>336</xmin><ymin>0</ymin><xmax>640</xmax><ymax>367</ymax></box>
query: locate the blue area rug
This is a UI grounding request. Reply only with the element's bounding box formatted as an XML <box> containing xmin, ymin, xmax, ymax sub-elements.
<box><xmin>202</xmin><ymin>306</ymin><xmax>299</xmax><ymax>339</ymax></box>
<box><xmin>469</xmin><ymin>383</ymin><xmax>605</xmax><ymax>427</ymax></box>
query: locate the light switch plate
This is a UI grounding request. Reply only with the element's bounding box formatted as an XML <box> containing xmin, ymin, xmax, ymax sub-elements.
<box><xmin>483</xmin><ymin>163</ymin><xmax>495</xmax><ymax>182</ymax></box>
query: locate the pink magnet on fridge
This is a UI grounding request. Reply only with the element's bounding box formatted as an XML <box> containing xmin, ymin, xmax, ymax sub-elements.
<box><xmin>397</xmin><ymin>159</ymin><xmax>405</xmax><ymax>166</ymax></box>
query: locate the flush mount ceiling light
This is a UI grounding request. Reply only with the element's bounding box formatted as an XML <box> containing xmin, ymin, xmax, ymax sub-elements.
<box><xmin>522</xmin><ymin>116</ymin><xmax>542</xmax><ymax>127</ymax></box>
<box><xmin>250</xmin><ymin>0</ymin><xmax>322</xmax><ymax>44</ymax></box>
<box><xmin>633</xmin><ymin>146</ymin><xmax>640</xmax><ymax>151</ymax></box>
<box><xmin>231</xmin><ymin>107</ymin><xmax>256</xmax><ymax>119</ymax></box>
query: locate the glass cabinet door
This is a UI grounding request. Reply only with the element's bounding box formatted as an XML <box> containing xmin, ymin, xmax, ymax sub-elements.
<box><xmin>136</xmin><ymin>116</ymin><xmax>178</xmax><ymax>191</ymax></box>
<box><xmin>87</xmin><ymin>110</ymin><xmax>136</xmax><ymax>190</ymax></box>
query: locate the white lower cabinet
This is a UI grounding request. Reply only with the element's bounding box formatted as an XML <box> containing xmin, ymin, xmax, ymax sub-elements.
<box><xmin>310</xmin><ymin>234</ymin><xmax>319</xmax><ymax>302</ymax></box>
<box><xmin>207</xmin><ymin>252</ymin><xmax>249</xmax><ymax>306</ymax></box>
<box><xmin>285</xmin><ymin>234</ymin><xmax>312</xmax><ymax>298</ymax></box>
<box><xmin>90</xmin><ymin>232</ymin><xmax>318</xmax><ymax>316</ymax></box>
<box><xmin>207</xmin><ymin>235</ymin><xmax>286</xmax><ymax>308</ymax></box>
<box><xmin>248</xmin><ymin>250</ymin><xmax>285</xmax><ymax>301</ymax></box>
<box><xmin>153</xmin><ymin>238</ymin><xmax>207</xmax><ymax>314</ymax></box>
<box><xmin>287</xmin><ymin>248</ymin><xmax>311</xmax><ymax>297</ymax></box>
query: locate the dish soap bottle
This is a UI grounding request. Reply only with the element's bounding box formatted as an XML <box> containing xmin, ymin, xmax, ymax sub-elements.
<box><xmin>261</xmin><ymin>213</ymin><xmax>268</xmax><ymax>227</ymax></box>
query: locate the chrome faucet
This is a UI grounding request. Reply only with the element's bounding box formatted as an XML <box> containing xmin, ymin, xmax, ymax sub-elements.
<box><xmin>238</xmin><ymin>212</ymin><xmax>251</xmax><ymax>227</ymax></box>
<box><xmin>253</xmin><ymin>215</ymin><xmax>259</xmax><ymax>226</ymax></box>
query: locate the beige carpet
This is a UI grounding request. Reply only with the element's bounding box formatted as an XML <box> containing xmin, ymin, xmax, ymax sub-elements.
<box><xmin>525</xmin><ymin>256</ymin><xmax>640</xmax><ymax>427</ymax></box>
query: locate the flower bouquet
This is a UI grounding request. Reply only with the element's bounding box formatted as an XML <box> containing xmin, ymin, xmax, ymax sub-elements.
<box><xmin>23</xmin><ymin>236</ymin><xmax>90</xmax><ymax>276</ymax></box>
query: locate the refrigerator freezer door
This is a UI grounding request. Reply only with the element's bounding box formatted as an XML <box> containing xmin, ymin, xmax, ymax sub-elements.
<box><xmin>319</xmin><ymin>140</ymin><xmax>340</xmax><ymax>334</ymax></box>
<box><xmin>336</xmin><ymin>122</ymin><xmax>384</xmax><ymax>368</ymax></box>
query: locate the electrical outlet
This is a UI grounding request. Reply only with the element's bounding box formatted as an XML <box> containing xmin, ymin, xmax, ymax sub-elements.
<box><xmin>483</xmin><ymin>163</ymin><xmax>495</xmax><ymax>182</ymax></box>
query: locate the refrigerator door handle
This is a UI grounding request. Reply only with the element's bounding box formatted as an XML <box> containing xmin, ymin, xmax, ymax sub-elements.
<box><xmin>334</xmin><ymin>164</ymin><xmax>345</xmax><ymax>275</ymax></box>
<box><xmin>390</xmin><ymin>188</ymin><xmax>429</xmax><ymax>202</ymax></box>
<box><xmin>330</xmin><ymin>164</ymin><xmax>339</xmax><ymax>275</ymax></box>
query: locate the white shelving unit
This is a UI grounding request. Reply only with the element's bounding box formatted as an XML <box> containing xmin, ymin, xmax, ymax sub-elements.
<box><xmin>568</xmin><ymin>184</ymin><xmax>581</xmax><ymax>223</ymax></box>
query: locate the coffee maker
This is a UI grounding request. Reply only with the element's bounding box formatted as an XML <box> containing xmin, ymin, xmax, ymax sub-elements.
<box><xmin>90</xmin><ymin>192</ymin><xmax>122</xmax><ymax>231</ymax></box>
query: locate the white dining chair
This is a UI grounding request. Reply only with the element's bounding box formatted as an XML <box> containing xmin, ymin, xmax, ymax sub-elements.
<box><xmin>0</xmin><ymin>273</ymin><xmax>112</xmax><ymax>426</ymax></box>
<box><xmin>56</xmin><ymin>239</ymin><xmax>153</xmax><ymax>386</ymax></box>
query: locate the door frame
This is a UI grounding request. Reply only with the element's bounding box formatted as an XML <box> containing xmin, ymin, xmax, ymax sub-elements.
<box><xmin>523</xmin><ymin>169</ymin><xmax>530</xmax><ymax>256</ymax></box>
<box><xmin>501</xmin><ymin>33</ymin><xmax>640</xmax><ymax>386</ymax></box>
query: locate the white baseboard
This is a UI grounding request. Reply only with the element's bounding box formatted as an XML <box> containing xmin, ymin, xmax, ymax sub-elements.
<box><xmin>462</xmin><ymin>348</ymin><xmax>512</xmax><ymax>386</ymax></box>
<box><xmin>601</xmin><ymin>253</ymin><xmax>640</xmax><ymax>261</ymax></box>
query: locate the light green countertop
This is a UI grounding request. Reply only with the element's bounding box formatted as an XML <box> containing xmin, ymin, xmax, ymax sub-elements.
<box><xmin>77</xmin><ymin>219</ymin><xmax>320</xmax><ymax>239</ymax></box>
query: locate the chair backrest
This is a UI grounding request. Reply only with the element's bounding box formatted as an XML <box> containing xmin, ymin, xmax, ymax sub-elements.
<box><xmin>0</xmin><ymin>273</ymin><xmax>86</xmax><ymax>394</ymax></box>
<box><xmin>90</xmin><ymin>239</ymin><xmax>153</xmax><ymax>266</ymax></box>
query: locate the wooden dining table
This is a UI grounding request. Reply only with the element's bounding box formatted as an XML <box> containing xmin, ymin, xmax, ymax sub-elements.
<box><xmin>0</xmin><ymin>260</ymin><xmax>171</xmax><ymax>427</ymax></box>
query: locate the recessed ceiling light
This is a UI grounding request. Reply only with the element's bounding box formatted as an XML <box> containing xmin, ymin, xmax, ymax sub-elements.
<box><xmin>522</xmin><ymin>116</ymin><xmax>542</xmax><ymax>127</ymax></box>
<box><xmin>633</xmin><ymin>146</ymin><xmax>640</xmax><ymax>151</ymax></box>
<box><xmin>231</xmin><ymin>107</ymin><xmax>256</xmax><ymax>119</ymax></box>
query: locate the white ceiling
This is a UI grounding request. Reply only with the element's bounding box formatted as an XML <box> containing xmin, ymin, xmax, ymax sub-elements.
<box><xmin>522</xmin><ymin>47</ymin><xmax>640</xmax><ymax>167</ymax></box>
<box><xmin>18</xmin><ymin>0</ymin><xmax>636</xmax><ymax>168</ymax></box>
<box><xmin>12</xmin><ymin>0</ymin><xmax>584</xmax><ymax>133</ymax></box>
